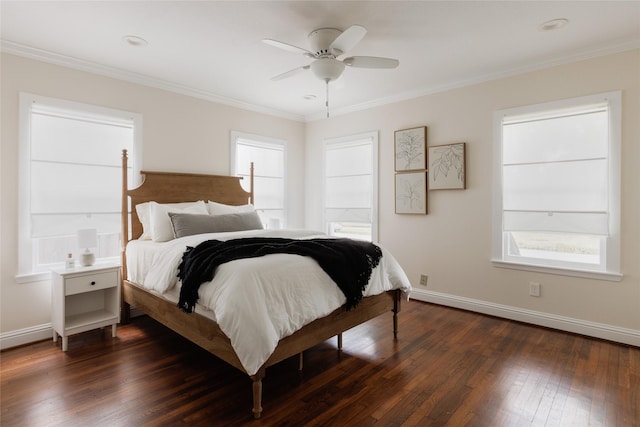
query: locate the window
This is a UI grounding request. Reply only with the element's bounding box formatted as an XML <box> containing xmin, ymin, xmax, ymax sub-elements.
<box><xmin>323</xmin><ymin>132</ymin><xmax>378</xmax><ymax>242</ymax></box>
<box><xmin>230</xmin><ymin>131</ymin><xmax>286</xmax><ymax>228</ymax></box>
<box><xmin>18</xmin><ymin>93</ymin><xmax>140</xmax><ymax>280</ymax></box>
<box><xmin>492</xmin><ymin>91</ymin><xmax>621</xmax><ymax>280</ymax></box>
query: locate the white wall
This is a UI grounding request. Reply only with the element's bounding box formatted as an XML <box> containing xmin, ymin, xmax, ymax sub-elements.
<box><xmin>2</xmin><ymin>50</ymin><xmax>638</xmax><ymax>348</ymax></box>
<box><xmin>306</xmin><ymin>50</ymin><xmax>640</xmax><ymax>345</ymax></box>
<box><xmin>0</xmin><ymin>54</ymin><xmax>305</xmax><ymax>340</ymax></box>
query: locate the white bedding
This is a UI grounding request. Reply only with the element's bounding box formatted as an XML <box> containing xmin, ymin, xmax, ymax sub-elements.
<box><xmin>126</xmin><ymin>229</ymin><xmax>412</xmax><ymax>375</ymax></box>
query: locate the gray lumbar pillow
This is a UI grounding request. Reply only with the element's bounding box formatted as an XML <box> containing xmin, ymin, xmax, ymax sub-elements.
<box><xmin>169</xmin><ymin>211</ymin><xmax>263</xmax><ymax>238</ymax></box>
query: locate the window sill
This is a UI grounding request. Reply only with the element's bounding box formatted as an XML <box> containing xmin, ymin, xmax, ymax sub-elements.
<box><xmin>15</xmin><ymin>272</ymin><xmax>51</xmax><ymax>284</ymax></box>
<box><xmin>16</xmin><ymin>258</ymin><xmax>121</xmax><ymax>284</ymax></box>
<box><xmin>491</xmin><ymin>259</ymin><xmax>623</xmax><ymax>282</ymax></box>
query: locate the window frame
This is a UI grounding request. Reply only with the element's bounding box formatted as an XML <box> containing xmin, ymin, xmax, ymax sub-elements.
<box><xmin>322</xmin><ymin>131</ymin><xmax>379</xmax><ymax>242</ymax></box>
<box><xmin>230</xmin><ymin>131</ymin><xmax>287</xmax><ymax>228</ymax></box>
<box><xmin>491</xmin><ymin>91</ymin><xmax>622</xmax><ymax>281</ymax></box>
<box><xmin>17</xmin><ymin>93</ymin><xmax>142</xmax><ymax>283</ymax></box>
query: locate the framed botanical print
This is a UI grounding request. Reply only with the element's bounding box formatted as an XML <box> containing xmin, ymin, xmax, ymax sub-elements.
<box><xmin>428</xmin><ymin>142</ymin><xmax>466</xmax><ymax>190</ymax></box>
<box><xmin>395</xmin><ymin>171</ymin><xmax>427</xmax><ymax>214</ymax></box>
<box><xmin>394</xmin><ymin>126</ymin><xmax>427</xmax><ymax>171</ymax></box>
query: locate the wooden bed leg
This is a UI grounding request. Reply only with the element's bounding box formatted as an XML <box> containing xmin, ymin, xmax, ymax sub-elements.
<box><xmin>298</xmin><ymin>352</ymin><xmax>303</xmax><ymax>371</ymax></box>
<box><xmin>251</xmin><ymin>369</ymin><xmax>265</xmax><ymax>419</ymax></box>
<box><xmin>337</xmin><ymin>333</ymin><xmax>343</xmax><ymax>350</ymax></box>
<box><xmin>393</xmin><ymin>311</ymin><xmax>398</xmax><ymax>338</ymax></box>
<box><xmin>121</xmin><ymin>301</ymin><xmax>131</xmax><ymax>325</ymax></box>
<box><xmin>393</xmin><ymin>289</ymin><xmax>400</xmax><ymax>338</ymax></box>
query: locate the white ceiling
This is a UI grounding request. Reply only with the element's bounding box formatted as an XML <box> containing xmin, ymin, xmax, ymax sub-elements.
<box><xmin>2</xmin><ymin>1</ymin><xmax>639</xmax><ymax>121</ymax></box>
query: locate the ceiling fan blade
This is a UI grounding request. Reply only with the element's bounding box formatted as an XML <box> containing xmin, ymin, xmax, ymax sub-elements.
<box><xmin>343</xmin><ymin>56</ymin><xmax>399</xmax><ymax>69</ymax></box>
<box><xmin>270</xmin><ymin>65</ymin><xmax>310</xmax><ymax>81</ymax></box>
<box><xmin>262</xmin><ymin>39</ymin><xmax>315</xmax><ymax>57</ymax></box>
<box><xmin>329</xmin><ymin>25</ymin><xmax>366</xmax><ymax>56</ymax></box>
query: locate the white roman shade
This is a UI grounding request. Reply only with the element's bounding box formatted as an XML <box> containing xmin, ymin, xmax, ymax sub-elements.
<box><xmin>29</xmin><ymin>105</ymin><xmax>134</xmax><ymax>237</ymax></box>
<box><xmin>501</xmin><ymin>103</ymin><xmax>609</xmax><ymax>235</ymax></box>
<box><xmin>232</xmin><ymin>132</ymin><xmax>286</xmax><ymax>227</ymax></box>
<box><xmin>324</xmin><ymin>137</ymin><xmax>374</xmax><ymax>223</ymax></box>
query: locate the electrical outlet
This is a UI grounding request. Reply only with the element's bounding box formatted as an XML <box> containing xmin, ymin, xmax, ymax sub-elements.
<box><xmin>420</xmin><ymin>274</ymin><xmax>428</xmax><ymax>286</ymax></box>
<box><xmin>529</xmin><ymin>282</ymin><xmax>541</xmax><ymax>297</ymax></box>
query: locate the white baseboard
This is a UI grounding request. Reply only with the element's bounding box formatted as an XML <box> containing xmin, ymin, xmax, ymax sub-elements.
<box><xmin>0</xmin><ymin>323</ymin><xmax>53</xmax><ymax>350</ymax></box>
<box><xmin>410</xmin><ymin>288</ymin><xmax>640</xmax><ymax>347</ymax></box>
<box><xmin>1</xmin><ymin>309</ymin><xmax>146</xmax><ymax>351</ymax></box>
<box><xmin>2</xmin><ymin>296</ymin><xmax>637</xmax><ymax>350</ymax></box>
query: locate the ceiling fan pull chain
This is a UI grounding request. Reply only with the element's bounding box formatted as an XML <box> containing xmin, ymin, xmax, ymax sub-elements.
<box><xmin>326</xmin><ymin>80</ymin><xmax>330</xmax><ymax>118</ymax></box>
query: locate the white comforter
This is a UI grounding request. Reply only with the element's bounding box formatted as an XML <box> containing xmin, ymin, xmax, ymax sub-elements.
<box><xmin>127</xmin><ymin>229</ymin><xmax>412</xmax><ymax>375</ymax></box>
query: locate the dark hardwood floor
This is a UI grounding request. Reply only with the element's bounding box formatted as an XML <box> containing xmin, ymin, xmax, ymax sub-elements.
<box><xmin>1</xmin><ymin>300</ymin><xmax>638</xmax><ymax>426</ymax></box>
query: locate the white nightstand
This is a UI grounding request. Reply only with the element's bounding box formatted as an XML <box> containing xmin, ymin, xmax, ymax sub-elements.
<box><xmin>51</xmin><ymin>263</ymin><xmax>121</xmax><ymax>351</ymax></box>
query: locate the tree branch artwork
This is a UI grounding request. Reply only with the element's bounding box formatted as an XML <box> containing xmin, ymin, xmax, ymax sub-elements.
<box><xmin>395</xmin><ymin>127</ymin><xmax>426</xmax><ymax>171</ymax></box>
<box><xmin>395</xmin><ymin>172</ymin><xmax>427</xmax><ymax>214</ymax></box>
<box><xmin>428</xmin><ymin>143</ymin><xmax>466</xmax><ymax>190</ymax></box>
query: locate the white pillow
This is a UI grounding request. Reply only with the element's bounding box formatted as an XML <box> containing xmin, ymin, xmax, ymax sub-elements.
<box><xmin>149</xmin><ymin>201</ymin><xmax>208</xmax><ymax>242</ymax></box>
<box><xmin>136</xmin><ymin>201</ymin><xmax>208</xmax><ymax>240</ymax></box>
<box><xmin>207</xmin><ymin>201</ymin><xmax>255</xmax><ymax>216</ymax></box>
<box><xmin>135</xmin><ymin>202</ymin><xmax>153</xmax><ymax>240</ymax></box>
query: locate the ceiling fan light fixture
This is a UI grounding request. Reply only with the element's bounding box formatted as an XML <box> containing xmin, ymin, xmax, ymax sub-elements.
<box><xmin>310</xmin><ymin>58</ymin><xmax>345</xmax><ymax>82</ymax></box>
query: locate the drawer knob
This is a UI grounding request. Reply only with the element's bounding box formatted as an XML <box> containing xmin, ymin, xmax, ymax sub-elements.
<box><xmin>90</xmin><ymin>281</ymin><xmax>96</xmax><ymax>286</ymax></box>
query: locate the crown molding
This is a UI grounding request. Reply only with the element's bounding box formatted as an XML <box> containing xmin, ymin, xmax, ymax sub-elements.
<box><xmin>304</xmin><ymin>37</ymin><xmax>640</xmax><ymax>122</ymax></box>
<box><xmin>1</xmin><ymin>40</ymin><xmax>304</xmax><ymax>122</ymax></box>
<box><xmin>3</xmin><ymin>37</ymin><xmax>638</xmax><ymax>124</ymax></box>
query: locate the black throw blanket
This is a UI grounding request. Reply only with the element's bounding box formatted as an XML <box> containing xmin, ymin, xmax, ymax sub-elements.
<box><xmin>176</xmin><ymin>237</ymin><xmax>383</xmax><ymax>313</ymax></box>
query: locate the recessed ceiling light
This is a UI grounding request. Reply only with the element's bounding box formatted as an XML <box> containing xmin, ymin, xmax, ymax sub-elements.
<box><xmin>122</xmin><ymin>35</ymin><xmax>148</xmax><ymax>47</ymax></box>
<box><xmin>303</xmin><ymin>94</ymin><xmax>316</xmax><ymax>100</ymax></box>
<box><xmin>539</xmin><ymin>18</ymin><xmax>569</xmax><ymax>32</ymax></box>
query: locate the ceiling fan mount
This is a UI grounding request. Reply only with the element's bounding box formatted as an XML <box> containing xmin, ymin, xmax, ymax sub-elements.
<box><xmin>307</xmin><ymin>28</ymin><xmax>342</xmax><ymax>58</ymax></box>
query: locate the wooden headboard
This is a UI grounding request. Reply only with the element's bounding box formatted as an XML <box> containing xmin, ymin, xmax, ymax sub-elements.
<box><xmin>120</xmin><ymin>149</ymin><xmax>254</xmax><ymax>274</ymax></box>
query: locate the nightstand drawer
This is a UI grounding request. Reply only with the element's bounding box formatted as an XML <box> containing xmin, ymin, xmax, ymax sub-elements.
<box><xmin>65</xmin><ymin>271</ymin><xmax>118</xmax><ymax>296</ymax></box>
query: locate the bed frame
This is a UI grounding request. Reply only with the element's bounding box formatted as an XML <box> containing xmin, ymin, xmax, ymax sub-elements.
<box><xmin>119</xmin><ymin>149</ymin><xmax>401</xmax><ymax>419</ymax></box>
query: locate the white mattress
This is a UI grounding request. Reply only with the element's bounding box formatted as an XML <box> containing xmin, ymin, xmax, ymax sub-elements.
<box><xmin>125</xmin><ymin>229</ymin><xmax>412</xmax><ymax>375</ymax></box>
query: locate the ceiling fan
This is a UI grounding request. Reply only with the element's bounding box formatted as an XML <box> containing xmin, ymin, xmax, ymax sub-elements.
<box><xmin>263</xmin><ymin>25</ymin><xmax>399</xmax><ymax>117</ymax></box>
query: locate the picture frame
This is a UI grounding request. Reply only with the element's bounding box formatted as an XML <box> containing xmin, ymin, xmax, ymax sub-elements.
<box><xmin>395</xmin><ymin>171</ymin><xmax>427</xmax><ymax>214</ymax></box>
<box><xmin>395</xmin><ymin>126</ymin><xmax>427</xmax><ymax>171</ymax></box>
<box><xmin>428</xmin><ymin>142</ymin><xmax>466</xmax><ymax>190</ymax></box>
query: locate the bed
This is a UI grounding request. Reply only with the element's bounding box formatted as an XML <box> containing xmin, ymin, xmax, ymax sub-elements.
<box><xmin>119</xmin><ymin>149</ymin><xmax>411</xmax><ymax>418</ymax></box>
